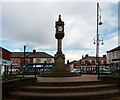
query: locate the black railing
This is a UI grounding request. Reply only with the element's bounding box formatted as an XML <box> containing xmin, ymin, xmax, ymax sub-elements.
<box><xmin>2</xmin><ymin>62</ymin><xmax>54</xmax><ymax>81</ymax></box>
<box><xmin>2</xmin><ymin>65</ymin><xmax>27</xmax><ymax>81</ymax></box>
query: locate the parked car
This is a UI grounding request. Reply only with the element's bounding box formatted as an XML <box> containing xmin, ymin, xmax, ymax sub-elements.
<box><xmin>99</xmin><ymin>69</ymin><xmax>111</xmax><ymax>74</ymax></box>
<box><xmin>71</xmin><ymin>69</ymin><xmax>81</xmax><ymax>74</ymax></box>
<box><xmin>9</xmin><ymin>69</ymin><xmax>19</xmax><ymax>74</ymax></box>
<box><xmin>40</xmin><ymin>68</ymin><xmax>50</xmax><ymax>72</ymax></box>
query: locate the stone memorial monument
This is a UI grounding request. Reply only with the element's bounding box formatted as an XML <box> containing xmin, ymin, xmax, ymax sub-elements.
<box><xmin>40</xmin><ymin>15</ymin><xmax>78</xmax><ymax>76</ymax></box>
<box><xmin>53</xmin><ymin>15</ymin><xmax>66</xmax><ymax>72</ymax></box>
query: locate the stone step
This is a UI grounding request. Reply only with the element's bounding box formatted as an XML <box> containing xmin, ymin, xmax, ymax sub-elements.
<box><xmin>35</xmin><ymin>80</ymin><xmax>103</xmax><ymax>86</ymax></box>
<box><xmin>9</xmin><ymin>89</ymin><xmax>120</xmax><ymax>100</ymax></box>
<box><xmin>5</xmin><ymin>75</ymin><xmax>120</xmax><ymax>100</ymax></box>
<box><xmin>1</xmin><ymin>98</ymin><xmax>22</xmax><ymax>100</ymax></box>
<box><xmin>38</xmin><ymin>72</ymin><xmax>79</xmax><ymax>77</ymax></box>
<box><xmin>21</xmin><ymin>84</ymin><xmax>119</xmax><ymax>93</ymax></box>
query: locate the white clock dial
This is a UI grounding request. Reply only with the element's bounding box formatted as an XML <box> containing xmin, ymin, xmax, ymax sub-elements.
<box><xmin>58</xmin><ymin>26</ymin><xmax>63</xmax><ymax>31</ymax></box>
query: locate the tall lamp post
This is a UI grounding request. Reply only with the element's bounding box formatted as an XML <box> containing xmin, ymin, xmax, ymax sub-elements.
<box><xmin>24</xmin><ymin>45</ymin><xmax>26</xmax><ymax>68</ymax></box>
<box><xmin>34</xmin><ymin>62</ymin><xmax>36</xmax><ymax>77</ymax></box>
<box><xmin>23</xmin><ymin>44</ymin><xmax>28</xmax><ymax>72</ymax></box>
<box><xmin>94</xmin><ymin>2</ymin><xmax>103</xmax><ymax>79</ymax></box>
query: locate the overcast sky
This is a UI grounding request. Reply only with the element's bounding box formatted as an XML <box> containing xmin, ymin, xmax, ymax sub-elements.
<box><xmin>1</xmin><ymin>0</ymin><xmax>119</xmax><ymax>62</ymax></box>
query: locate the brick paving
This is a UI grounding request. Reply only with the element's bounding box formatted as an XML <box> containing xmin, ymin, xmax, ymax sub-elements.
<box><xmin>37</xmin><ymin>75</ymin><xmax>99</xmax><ymax>82</ymax></box>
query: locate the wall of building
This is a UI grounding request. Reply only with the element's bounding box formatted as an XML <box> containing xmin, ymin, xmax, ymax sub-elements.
<box><xmin>78</xmin><ymin>59</ymin><xmax>106</xmax><ymax>66</ymax></box>
<box><xmin>107</xmin><ymin>52</ymin><xmax>111</xmax><ymax>64</ymax></box>
<box><xmin>107</xmin><ymin>50</ymin><xmax>120</xmax><ymax>64</ymax></box>
<box><xmin>33</xmin><ymin>58</ymin><xmax>54</xmax><ymax>63</ymax></box>
<box><xmin>1</xmin><ymin>48</ymin><xmax>11</xmax><ymax>60</ymax></box>
<box><xmin>11</xmin><ymin>57</ymin><xmax>34</xmax><ymax>66</ymax></box>
<box><xmin>1</xmin><ymin>47</ymin><xmax>12</xmax><ymax>75</ymax></box>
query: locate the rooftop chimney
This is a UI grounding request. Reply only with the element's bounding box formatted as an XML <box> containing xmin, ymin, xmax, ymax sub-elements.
<box><xmin>82</xmin><ymin>55</ymin><xmax>84</xmax><ymax>59</ymax></box>
<box><xmin>33</xmin><ymin>48</ymin><xmax>36</xmax><ymax>54</ymax></box>
<box><xmin>85</xmin><ymin>54</ymin><xmax>89</xmax><ymax>57</ymax></box>
<box><xmin>103</xmin><ymin>55</ymin><xmax>106</xmax><ymax>58</ymax></box>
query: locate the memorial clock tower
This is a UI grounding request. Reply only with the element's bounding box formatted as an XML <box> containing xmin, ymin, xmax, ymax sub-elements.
<box><xmin>54</xmin><ymin>15</ymin><xmax>66</xmax><ymax>72</ymax></box>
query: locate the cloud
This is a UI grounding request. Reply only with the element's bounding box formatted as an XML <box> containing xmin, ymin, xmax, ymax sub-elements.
<box><xmin>13</xmin><ymin>49</ymin><xmax>21</xmax><ymax>52</ymax></box>
<box><xmin>1</xmin><ymin>0</ymin><xmax>118</xmax><ymax>3</ymax></box>
<box><xmin>2</xmin><ymin>2</ymin><xmax>95</xmax><ymax>49</ymax></box>
<box><xmin>101</xmin><ymin>32</ymin><xmax>118</xmax><ymax>50</ymax></box>
<box><xmin>1</xmin><ymin>2</ymin><xmax>118</xmax><ymax>61</ymax></box>
<box><xmin>2</xmin><ymin>2</ymin><xmax>56</xmax><ymax>47</ymax></box>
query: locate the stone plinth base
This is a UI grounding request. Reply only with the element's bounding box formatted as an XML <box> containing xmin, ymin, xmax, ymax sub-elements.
<box><xmin>54</xmin><ymin>52</ymin><xmax>67</xmax><ymax>72</ymax></box>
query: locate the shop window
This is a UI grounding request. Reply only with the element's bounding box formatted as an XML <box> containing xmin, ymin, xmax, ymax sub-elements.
<box><xmin>46</xmin><ymin>58</ymin><xmax>52</xmax><ymax>63</ymax></box>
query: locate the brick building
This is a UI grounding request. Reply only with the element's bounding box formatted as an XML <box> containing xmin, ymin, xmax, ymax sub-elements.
<box><xmin>0</xmin><ymin>47</ymin><xmax>54</xmax><ymax>74</ymax></box>
<box><xmin>78</xmin><ymin>54</ymin><xmax>107</xmax><ymax>66</ymax></box>
<box><xmin>0</xmin><ymin>47</ymin><xmax>12</xmax><ymax>75</ymax></box>
<box><xmin>107</xmin><ymin>46</ymin><xmax>120</xmax><ymax>71</ymax></box>
<box><xmin>107</xmin><ymin>46</ymin><xmax>120</xmax><ymax>64</ymax></box>
<box><xmin>1</xmin><ymin>47</ymin><xmax>11</xmax><ymax>61</ymax></box>
<box><xmin>68</xmin><ymin>54</ymin><xmax>107</xmax><ymax>73</ymax></box>
<box><xmin>11</xmin><ymin>49</ymin><xmax>54</xmax><ymax>72</ymax></box>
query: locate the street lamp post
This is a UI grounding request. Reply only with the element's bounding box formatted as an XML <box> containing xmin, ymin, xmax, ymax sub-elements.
<box><xmin>23</xmin><ymin>44</ymin><xmax>28</xmax><ymax>72</ymax></box>
<box><xmin>43</xmin><ymin>61</ymin><xmax>46</xmax><ymax>72</ymax></box>
<box><xmin>26</xmin><ymin>51</ymin><xmax>29</xmax><ymax>73</ymax></box>
<box><xmin>24</xmin><ymin>45</ymin><xmax>26</xmax><ymax>69</ymax></box>
<box><xmin>10</xmin><ymin>64</ymin><xmax>12</xmax><ymax>75</ymax></box>
<box><xmin>94</xmin><ymin>3</ymin><xmax>103</xmax><ymax>79</ymax></box>
<box><xmin>35</xmin><ymin>62</ymin><xmax>36</xmax><ymax>77</ymax></box>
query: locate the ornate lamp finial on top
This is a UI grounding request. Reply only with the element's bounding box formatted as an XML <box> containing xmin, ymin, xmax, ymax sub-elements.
<box><xmin>58</xmin><ymin>14</ymin><xmax>62</xmax><ymax>21</ymax></box>
<box><xmin>59</xmin><ymin>14</ymin><xmax>61</xmax><ymax>18</ymax></box>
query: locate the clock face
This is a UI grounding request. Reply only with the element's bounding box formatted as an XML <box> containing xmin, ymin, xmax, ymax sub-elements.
<box><xmin>58</xmin><ymin>26</ymin><xmax>63</xmax><ymax>31</ymax></box>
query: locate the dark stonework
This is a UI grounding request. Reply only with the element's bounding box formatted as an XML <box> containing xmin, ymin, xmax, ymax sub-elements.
<box><xmin>53</xmin><ymin>15</ymin><xmax>67</xmax><ymax>72</ymax></box>
<box><xmin>54</xmin><ymin>52</ymin><xmax>65</xmax><ymax>72</ymax></box>
<box><xmin>39</xmin><ymin>15</ymin><xmax>78</xmax><ymax>76</ymax></box>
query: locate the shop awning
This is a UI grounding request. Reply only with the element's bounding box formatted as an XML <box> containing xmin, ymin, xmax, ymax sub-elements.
<box><xmin>0</xmin><ymin>59</ymin><xmax>12</xmax><ymax>66</ymax></box>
